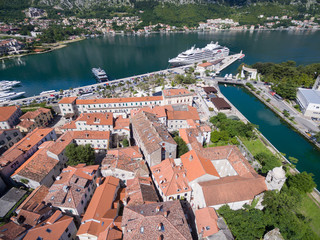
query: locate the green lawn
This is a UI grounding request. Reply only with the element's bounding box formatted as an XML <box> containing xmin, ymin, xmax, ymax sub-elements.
<box><xmin>299</xmin><ymin>194</ymin><xmax>320</xmax><ymax>238</ymax></box>
<box><xmin>240</xmin><ymin>138</ymin><xmax>273</xmax><ymax>156</ymax></box>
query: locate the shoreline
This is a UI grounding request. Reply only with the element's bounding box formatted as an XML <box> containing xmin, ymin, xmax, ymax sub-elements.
<box><xmin>0</xmin><ymin>37</ymin><xmax>85</xmax><ymax>61</ymax></box>
<box><xmin>1</xmin><ymin>27</ymin><xmax>318</xmax><ymax>61</ymax></box>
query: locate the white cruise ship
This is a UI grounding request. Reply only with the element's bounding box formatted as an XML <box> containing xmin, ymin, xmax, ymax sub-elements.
<box><xmin>169</xmin><ymin>42</ymin><xmax>230</xmax><ymax>66</ymax></box>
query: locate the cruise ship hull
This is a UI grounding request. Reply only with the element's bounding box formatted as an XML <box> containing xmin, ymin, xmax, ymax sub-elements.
<box><xmin>169</xmin><ymin>42</ymin><xmax>229</xmax><ymax>66</ymax></box>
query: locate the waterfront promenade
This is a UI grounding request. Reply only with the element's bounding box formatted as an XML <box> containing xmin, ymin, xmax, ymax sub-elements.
<box><xmin>3</xmin><ymin>53</ymin><xmax>244</xmax><ymax>106</ymax></box>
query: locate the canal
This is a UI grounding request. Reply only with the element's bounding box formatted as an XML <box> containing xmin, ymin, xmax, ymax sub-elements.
<box><xmin>219</xmin><ymin>84</ymin><xmax>320</xmax><ymax>187</ymax></box>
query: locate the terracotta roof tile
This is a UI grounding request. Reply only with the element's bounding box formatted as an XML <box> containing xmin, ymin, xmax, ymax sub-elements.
<box><xmin>198</xmin><ymin>62</ymin><xmax>213</xmax><ymax>67</ymax></box>
<box><xmin>72</xmin><ymin>130</ymin><xmax>110</xmax><ymax>140</ymax></box>
<box><xmin>0</xmin><ymin>128</ymin><xmax>54</xmax><ymax>167</ymax></box>
<box><xmin>12</xmin><ymin>141</ymin><xmax>59</xmax><ymax>182</ymax></box>
<box><xmin>114</xmin><ymin>116</ymin><xmax>130</xmax><ymax>130</ymax></box>
<box><xmin>76</xmin><ymin>112</ymin><xmax>113</xmax><ymax>126</ymax></box>
<box><xmin>0</xmin><ymin>106</ymin><xmax>20</xmax><ymax>122</ymax></box>
<box><xmin>76</xmin><ymin>96</ymin><xmax>162</xmax><ymax>105</ymax></box>
<box><xmin>77</xmin><ymin>177</ymin><xmax>120</xmax><ymax>238</ymax></box>
<box><xmin>58</xmin><ymin>97</ymin><xmax>78</xmax><ymax>104</ymax></box>
<box><xmin>181</xmin><ymin>150</ymin><xmax>220</xmax><ymax>182</ymax></box>
<box><xmin>0</xmin><ymin>221</ymin><xmax>27</xmax><ymax>240</ymax></box>
<box><xmin>195</xmin><ymin>207</ymin><xmax>219</xmax><ymax>237</ymax></box>
<box><xmin>20</xmin><ymin>108</ymin><xmax>50</xmax><ymax>120</ymax></box>
<box><xmin>166</xmin><ymin>105</ymin><xmax>199</xmax><ymax>121</ymax></box>
<box><xmin>17</xmin><ymin>120</ymin><xmax>35</xmax><ymax>129</ymax></box>
<box><xmin>122</xmin><ymin>201</ymin><xmax>192</xmax><ymax>240</ymax></box>
<box><xmin>198</xmin><ymin>175</ymin><xmax>267</xmax><ymax>206</ymax></box>
<box><xmin>44</xmin><ymin>165</ymin><xmax>99</xmax><ymax>210</ymax></box>
<box><xmin>125</xmin><ymin>177</ymin><xmax>159</xmax><ymax>206</ymax></box>
<box><xmin>151</xmin><ymin>158</ymin><xmax>191</xmax><ymax>197</ymax></box>
<box><xmin>163</xmin><ymin>88</ymin><xmax>192</xmax><ymax>97</ymax></box>
<box><xmin>23</xmin><ymin>210</ymin><xmax>75</xmax><ymax>240</ymax></box>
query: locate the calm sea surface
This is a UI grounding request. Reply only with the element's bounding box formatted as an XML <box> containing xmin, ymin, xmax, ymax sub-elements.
<box><xmin>1</xmin><ymin>30</ymin><xmax>320</xmax><ymax>186</ymax></box>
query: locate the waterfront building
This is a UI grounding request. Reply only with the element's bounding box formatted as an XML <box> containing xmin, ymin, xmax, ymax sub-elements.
<box><xmin>58</xmin><ymin>88</ymin><xmax>194</xmax><ymax>118</ymax></box>
<box><xmin>162</xmin><ymin>89</ymin><xmax>193</xmax><ymax>106</ymax></box>
<box><xmin>121</xmin><ymin>201</ymin><xmax>192</xmax><ymax>240</ymax></box>
<box><xmin>0</xmin><ymin>106</ymin><xmax>22</xmax><ymax>129</ymax></box>
<box><xmin>44</xmin><ymin>164</ymin><xmax>99</xmax><ymax>217</ymax></box>
<box><xmin>124</xmin><ymin>176</ymin><xmax>159</xmax><ymax>206</ymax></box>
<box><xmin>0</xmin><ymin>128</ymin><xmax>56</xmax><ymax>179</ymax></box>
<box><xmin>23</xmin><ymin>210</ymin><xmax>77</xmax><ymax>240</ymax></box>
<box><xmin>151</xmin><ymin>158</ymin><xmax>191</xmax><ymax>201</ymax></box>
<box><xmin>101</xmin><ymin>146</ymin><xmax>148</xmax><ymax>183</ymax></box>
<box><xmin>131</xmin><ymin>111</ymin><xmax>177</xmax><ymax>167</ymax></box>
<box><xmin>296</xmin><ymin>88</ymin><xmax>320</xmax><ymax>119</ymax></box>
<box><xmin>58</xmin><ymin>97</ymin><xmax>78</xmax><ymax>119</ymax></box>
<box><xmin>17</xmin><ymin>107</ymin><xmax>53</xmax><ymax>133</ymax></box>
<box><xmin>0</xmin><ymin>128</ymin><xmax>22</xmax><ymax>155</ymax></box>
<box><xmin>77</xmin><ymin>176</ymin><xmax>121</xmax><ymax>240</ymax></box>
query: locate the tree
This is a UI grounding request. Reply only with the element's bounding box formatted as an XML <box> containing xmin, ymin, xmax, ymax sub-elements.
<box><xmin>255</xmin><ymin>152</ymin><xmax>282</xmax><ymax>174</ymax></box>
<box><xmin>65</xmin><ymin>143</ymin><xmax>95</xmax><ymax>166</ymax></box>
<box><xmin>122</xmin><ymin>138</ymin><xmax>129</xmax><ymax>147</ymax></box>
<box><xmin>287</xmin><ymin>172</ymin><xmax>316</xmax><ymax>193</ymax></box>
<box><xmin>174</xmin><ymin>136</ymin><xmax>189</xmax><ymax>157</ymax></box>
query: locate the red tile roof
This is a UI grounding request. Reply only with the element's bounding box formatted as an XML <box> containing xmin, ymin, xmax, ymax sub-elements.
<box><xmin>77</xmin><ymin>176</ymin><xmax>120</xmax><ymax>238</ymax></box>
<box><xmin>163</xmin><ymin>88</ymin><xmax>192</xmax><ymax>97</ymax></box>
<box><xmin>76</xmin><ymin>96</ymin><xmax>162</xmax><ymax>105</ymax></box>
<box><xmin>195</xmin><ymin>207</ymin><xmax>219</xmax><ymax>237</ymax></box>
<box><xmin>0</xmin><ymin>128</ymin><xmax>54</xmax><ymax>167</ymax></box>
<box><xmin>12</xmin><ymin>142</ymin><xmax>59</xmax><ymax>182</ymax></box>
<box><xmin>0</xmin><ymin>221</ymin><xmax>27</xmax><ymax>240</ymax></box>
<box><xmin>23</xmin><ymin>210</ymin><xmax>74</xmax><ymax>240</ymax></box>
<box><xmin>76</xmin><ymin>112</ymin><xmax>113</xmax><ymax>126</ymax></box>
<box><xmin>198</xmin><ymin>175</ymin><xmax>267</xmax><ymax>206</ymax></box>
<box><xmin>181</xmin><ymin>149</ymin><xmax>220</xmax><ymax>182</ymax></box>
<box><xmin>166</xmin><ymin>105</ymin><xmax>199</xmax><ymax>121</ymax></box>
<box><xmin>58</xmin><ymin>97</ymin><xmax>78</xmax><ymax>104</ymax></box>
<box><xmin>198</xmin><ymin>62</ymin><xmax>213</xmax><ymax>68</ymax></box>
<box><xmin>0</xmin><ymin>106</ymin><xmax>20</xmax><ymax>122</ymax></box>
<box><xmin>151</xmin><ymin>158</ymin><xmax>190</xmax><ymax>197</ymax></box>
<box><xmin>125</xmin><ymin>177</ymin><xmax>159</xmax><ymax>206</ymax></box>
<box><xmin>122</xmin><ymin>201</ymin><xmax>192</xmax><ymax>240</ymax></box>
<box><xmin>114</xmin><ymin>116</ymin><xmax>130</xmax><ymax>130</ymax></box>
<box><xmin>72</xmin><ymin>130</ymin><xmax>110</xmax><ymax>140</ymax></box>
